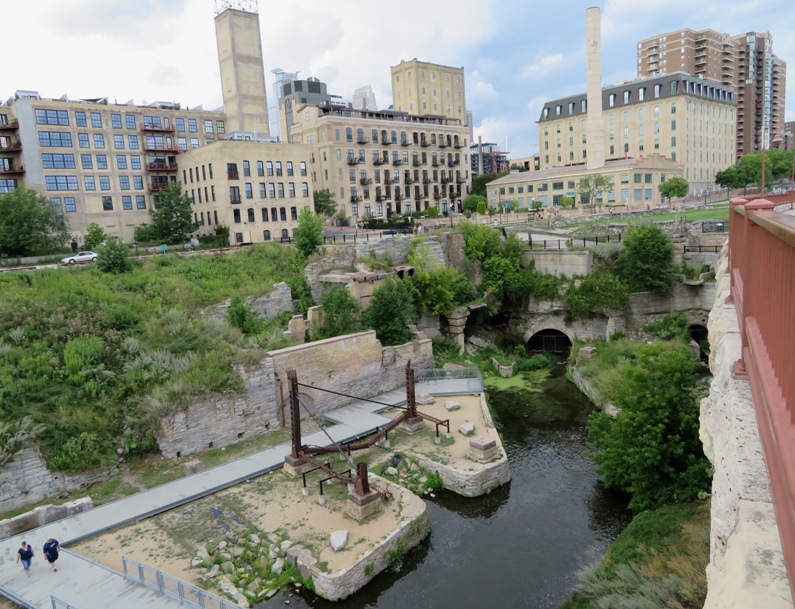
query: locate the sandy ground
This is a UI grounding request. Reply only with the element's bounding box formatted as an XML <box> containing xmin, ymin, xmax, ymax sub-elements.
<box><xmin>69</xmin><ymin>393</ymin><xmax>491</xmax><ymax>587</ymax></box>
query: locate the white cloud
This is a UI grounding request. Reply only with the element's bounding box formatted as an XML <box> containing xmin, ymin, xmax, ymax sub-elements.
<box><xmin>519</xmin><ymin>54</ymin><xmax>564</xmax><ymax>80</ymax></box>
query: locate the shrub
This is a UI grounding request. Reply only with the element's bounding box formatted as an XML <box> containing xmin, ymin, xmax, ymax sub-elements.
<box><xmin>315</xmin><ymin>285</ymin><xmax>362</xmax><ymax>339</ymax></box>
<box><xmin>227</xmin><ymin>296</ymin><xmax>263</xmax><ymax>336</ymax></box>
<box><xmin>97</xmin><ymin>237</ymin><xmax>135</xmax><ymax>274</ymax></box>
<box><xmin>366</xmin><ymin>278</ymin><xmax>416</xmax><ymax>346</ymax></box>
<box><xmin>615</xmin><ymin>225</ymin><xmax>675</xmax><ymax>292</ymax></box>
<box><xmin>564</xmin><ymin>273</ymin><xmax>629</xmax><ymax>321</ymax></box>
<box><xmin>50</xmin><ymin>432</ymin><xmax>115</xmax><ymax>472</ymax></box>
<box><xmin>643</xmin><ymin>312</ymin><xmax>689</xmax><ymax>341</ymax></box>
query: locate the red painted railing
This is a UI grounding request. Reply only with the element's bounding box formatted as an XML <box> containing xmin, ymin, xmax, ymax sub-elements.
<box><xmin>728</xmin><ymin>195</ymin><xmax>795</xmax><ymax>599</ymax></box>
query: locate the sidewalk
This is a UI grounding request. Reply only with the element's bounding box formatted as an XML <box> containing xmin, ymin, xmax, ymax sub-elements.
<box><xmin>0</xmin><ymin>377</ymin><xmax>480</xmax><ymax>608</ymax></box>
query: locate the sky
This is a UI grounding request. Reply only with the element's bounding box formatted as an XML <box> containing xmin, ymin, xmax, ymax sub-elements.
<box><xmin>2</xmin><ymin>0</ymin><xmax>793</xmax><ymax>158</ymax></box>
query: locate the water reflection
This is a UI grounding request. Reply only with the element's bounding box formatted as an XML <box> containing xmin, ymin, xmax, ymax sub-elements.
<box><xmin>256</xmin><ymin>369</ymin><xmax>630</xmax><ymax>609</ymax></box>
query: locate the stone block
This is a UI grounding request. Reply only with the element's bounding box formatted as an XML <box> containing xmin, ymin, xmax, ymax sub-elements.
<box><xmin>285</xmin><ymin>544</ymin><xmax>317</xmax><ymax>580</ymax></box>
<box><xmin>578</xmin><ymin>346</ymin><xmax>597</xmax><ymax>359</ymax></box>
<box><xmin>416</xmin><ymin>393</ymin><xmax>435</xmax><ymax>405</ymax></box>
<box><xmin>345</xmin><ymin>490</ymin><xmax>383</xmax><ymax>521</ymax></box>
<box><xmin>183</xmin><ymin>460</ymin><xmax>206</xmax><ymax>476</ymax></box>
<box><xmin>467</xmin><ymin>436</ymin><xmax>499</xmax><ymax>462</ymax></box>
<box><xmin>33</xmin><ymin>504</ymin><xmax>67</xmax><ymax>523</ymax></box>
<box><xmin>444</xmin><ymin>400</ymin><xmax>461</xmax><ymax>411</ymax></box>
<box><xmin>459</xmin><ymin>421</ymin><xmax>475</xmax><ymax>436</ymax></box>
<box><xmin>401</xmin><ymin>416</ymin><xmax>426</xmax><ymax>434</ymax></box>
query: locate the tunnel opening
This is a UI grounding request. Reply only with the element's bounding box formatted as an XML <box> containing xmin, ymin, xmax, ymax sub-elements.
<box><xmin>689</xmin><ymin>324</ymin><xmax>709</xmax><ymax>361</ymax></box>
<box><xmin>526</xmin><ymin>329</ymin><xmax>573</xmax><ymax>355</ymax></box>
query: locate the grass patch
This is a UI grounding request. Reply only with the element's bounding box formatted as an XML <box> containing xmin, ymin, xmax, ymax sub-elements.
<box><xmin>558</xmin><ymin>501</ymin><xmax>710</xmax><ymax>609</ymax></box>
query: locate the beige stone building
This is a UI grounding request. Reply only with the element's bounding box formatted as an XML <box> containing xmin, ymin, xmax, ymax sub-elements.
<box><xmin>538</xmin><ymin>73</ymin><xmax>736</xmax><ymax>195</ymax></box>
<box><xmin>178</xmin><ymin>139</ymin><xmax>313</xmax><ymax>245</ymax></box>
<box><xmin>390</xmin><ymin>59</ymin><xmax>467</xmax><ymax>126</ymax></box>
<box><xmin>0</xmin><ymin>92</ymin><xmax>225</xmax><ymax>242</ymax></box>
<box><xmin>286</xmin><ymin>104</ymin><xmax>471</xmax><ymax>220</ymax></box>
<box><xmin>637</xmin><ymin>29</ymin><xmax>787</xmax><ymax>159</ymax></box>
<box><xmin>487</xmin><ymin>154</ymin><xmax>681</xmax><ymax>210</ymax></box>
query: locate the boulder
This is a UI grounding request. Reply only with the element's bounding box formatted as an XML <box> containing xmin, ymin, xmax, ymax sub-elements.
<box><xmin>415</xmin><ymin>393</ymin><xmax>435</xmax><ymax>405</ymax></box>
<box><xmin>272</xmin><ymin>557</ymin><xmax>285</xmax><ymax>575</ymax></box>
<box><xmin>459</xmin><ymin>421</ymin><xmax>475</xmax><ymax>436</ymax></box>
<box><xmin>330</xmin><ymin>530</ymin><xmax>349</xmax><ymax>551</ymax></box>
<box><xmin>444</xmin><ymin>400</ymin><xmax>461</xmax><ymax>411</ymax></box>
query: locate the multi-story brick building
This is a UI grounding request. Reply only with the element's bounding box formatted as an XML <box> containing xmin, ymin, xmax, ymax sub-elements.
<box><xmin>637</xmin><ymin>29</ymin><xmax>787</xmax><ymax>160</ymax></box>
<box><xmin>390</xmin><ymin>59</ymin><xmax>467</xmax><ymax>126</ymax></box>
<box><xmin>286</xmin><ymin>103</ymin><xmax>470</xmax><ymax>219</ymax></box>
<box><xmin>178</xmin><ymin>139</ymin><xmax>313</xmax><ymax>245</ymax></box>
<box><xmin>470</xmin><ymin>142</ymin><xmax>510</xmax><ymax>177</ymax></box>
<box><xmin>537</xmin><ymin>72</ymin><xmax>736</xmax><ymax>194</ymax></box>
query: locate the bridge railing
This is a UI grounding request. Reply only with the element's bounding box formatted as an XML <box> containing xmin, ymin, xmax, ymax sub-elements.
<box><xmin>416</xmin><ymin>367</ymin><xmax>484</xmax><ymax>393</ymax></box>
<box><xmin>728</xmin><ymin>197</ymin><xmax>795</xmax><ymax>599</ymax></box>
<box><xmin>122</xmin><ymin>556</ymin><xmax>244</xmax><ymax>609</ymax></box>
<box><xmin>51</xmin><ymin>597</ymin><xmax>80</xmax><ymax>609</ymax></box>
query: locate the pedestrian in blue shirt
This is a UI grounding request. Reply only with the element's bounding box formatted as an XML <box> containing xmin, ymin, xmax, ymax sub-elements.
<box><xmin>16</xmin><ymin>541</ymin><xmax>34</xmax><ymax>577</ymax></box>
<box><xmin>43</xmin><ymin>538</ymin><xmax>60</xmax><ymax>572</ymax></box>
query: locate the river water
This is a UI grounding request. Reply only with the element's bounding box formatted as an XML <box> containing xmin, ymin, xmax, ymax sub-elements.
<box><xmin>260</xmin><ymin>368</ymin><xmax>631</xmax><ymax>609</ymax></box>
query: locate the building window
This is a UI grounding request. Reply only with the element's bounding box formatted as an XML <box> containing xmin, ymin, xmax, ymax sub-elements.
<box><xmin>266</xmin><ymin>161</ymin><xmax>274</xmax><ymax>176</ymax></box>
<box><xmin>102</xmin><ymin>196</ymin><xmax>113</xmax><ymax>211</ymax></box>
<box><xmin>128</xmin><ymin>135</ymin><xmax>139</xmax><ymax>149</ymax></box>
<box><xmin>131</xmin><ymin>155</ymin><xmax>141</xmax><ymax>170</ymax></box>
<box><xmin>243</xmin><ymin>160</ymin><xmax>250</xmax><ymax>176</ymax></box>
<box><xmin>111</xmin><ymin>114</ymin><xmax>122</xmax><ymax>129</ymax></box>
<box><xmin>247</xmin><ymin>208</ymin><xmax>255</xmax><ymax>222</ymax></box>
<box><xmin>188</xmin><ymin>118</ymin><xmax>197</xmax><ymax>132</ymax></box>
<box><xmin>245</xmin><ymin>183</ymin><xmax>253</xmax><ymax>199</ymax></box>
<box><xmin>75</xmin><ymin>111</ymin><xmax>87</xmax><ymax>127</ymax></box>
<box><xmin>623</xmin><ymin>91</ymin><xmax>631</xmax><ymax>104</ymax></box>
<box><xmin>268</xmin><ymin>183</ymin><xmax>275</xmax><ymax>198</ymax></box>
<box><xmin>300</xmin><ymin>161</ymin><xmax>307</xmax><ymax>176</ymax></box>
<box><xmin>233</xmin><ymin>209</ymin><xmax>241</xmax><ymax>223</ymax></box>
<box><xmin>280</xmin><ymin>207</ymin><xmax>286</xmax><ymax>221</ymax></box>
<box><xmin>257</xmin><ymin>161</ymin><xmax>264</xmax><ymax>177</ymax></box>
<box><xmin>126</xmin><ymin>114</ymin><xmax>137</xmax><ymax>130</ymax></box>
<box><xmin>277</xmin><ymin>183</ymin><xmax>285</xmax><ymax>198</ymax></box>
<box><xmin>190</xmin><ymin>138</ymin><xmax>199</xmax><ymax>149</ymax></box>
<box><xmin>204</xmin><ymin>120</ymin><xmax>214</xmax><ymax>134</ymax></box>
<box><xmin>38</xmin><ymin>131</ymin><xmax>73</xmax><ymax>147</ymax></box>
<box><xmin>175</xmin><ymin>117</ymin><xmax>185</xmax><ymax>132</ymax></box>
<box><xmin>35</xmin><ymin>109</ymin><xmax>69</xmax><ymax>125</ymax></box>
<box><xmin>78</xmin><ymin>133</ymin><xmax>90</xmax><ymax>148</ymax></box>
<box><xmin>84</xmin><ymin>176</ymin><xmax>96</xmax><ymax>190</ymax></box>
<box><xmin>275</xmin><ymin>162</ymin><xmax>282</xmax><ymax>176</ymax></box>
<box><xmin>136</xmin><ymin>195</ymin><xmax>146</xmax><ymax>209</ymax></box>
<box><xmin>116</xmin><ymin>155</ymin><xmax>127</xmax><ymax>170</ymax></box>
<box><xmin>287</xmin><ymin>161</ymin><xmax>294</xmax><ymax>176</ymax></box>
<box><xmin>122</xmin><ymin>195</ymin><xmax>133</xmax><ymax>210</ymax></box>
<box><xmin>113</xmin><ymin>135</ymin><xmax>125</xmax><ymax>149</ymax></box>
<box><xmin>41</xmin><ymin>153</ymin><xmax>75</xmax><ymax>169</ymax></box>
<box><xmin>259</xmin><ymin>183</ymin><xmax>266</xmax><ymax>198</ymax></box>
<box><xmin>133</xmin><ymin>176</ymin><xmax>143</xmax><ymax>190</ymax></box>
<box><xmin>608</xmin><ymin>94</ymin><xmax>616</xmax><ymax>107</ymax></box>
<box><xmin>81</xmin><ymin>154</ymin><xmax>93</xmax><ymax>169</ymax></box>
<box><xmin>302</xmin><ymin>182</ymin><xmax>309</xmax><ymax>197</ymax></box>
<box><xmin>97</xmin><ymin>155</ymin><xmax>108</xmax><ymax>169</ymax></box>
<box><xmin>288</xmin><ymin>183</ymin><xmax>296</xmax><ymax>197</ymax></box>
<box><xmin>90</xmin><ymin>112</ymin><xmax>102</xmax><ymax>128</ymax></box>
<box><xmin>99</xmin><ymin>176</ymin><xmax>111</xmax><ymax>190</ymax></box>
<box><xmin>45</xmin><ymin>175</ymin><xmax>79</xmax><ymax>191</ymax></box>
<box><xmin>120</xmin><ymin>176</ymin><xmax>130</xmax><ymax>190</ymax></box>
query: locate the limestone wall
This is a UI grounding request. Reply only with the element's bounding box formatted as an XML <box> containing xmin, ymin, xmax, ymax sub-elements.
<box><xmin>204</xmin><ymin>283</ymin><xmax>294</xmax><ymax>321</ymax></box>
<box><xmin>158</xmin><ymin>359</ymin><xmax>280</xmax><ymax>458</ymax></box>
<box><xmin>354</xmin><ymin>236</ymin><xmax>412</xmax><ymax>266</ymax></box>
<box><xmin>0</xmin><ymin>447</ymin><xmax>114</xmax><ymax>515</ymax></box>
<box><xmin>522</xmin><ymin>249</ymin><xmax>592</xmax><ymax>277</ymax></box>
<box><xmin>700</xmin><ymin>252</ymin><xmax>793</xmax><ymax>609</ymax></box>
<box><xmin>266</xmin><ymin>331</ymin><xmax>433</xmax><ymax>415</ymax></box>
<box><xmin>1</xmin><ymin>497</ymin><xmax>93</xmax><ymax>539</ymax></box>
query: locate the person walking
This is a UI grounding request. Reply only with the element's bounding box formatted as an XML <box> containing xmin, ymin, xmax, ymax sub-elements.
<box><xmin>16</xmin><ymin>541</ymin><xmax>34</xmax><ymax>577</ymax></box>
<box><xmin>43</xmin><ymin>538</ymin><xmax>60</xmax><ymax>572</ymax></box>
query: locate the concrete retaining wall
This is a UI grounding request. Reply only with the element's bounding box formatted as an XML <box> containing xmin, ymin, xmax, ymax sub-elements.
<box><xmin>522</xmin><ymin>249</ymin><xmax>592</xmax><ymax>277</ymax></box>
<box><xmin>1</xmin><ymin>497</ymin><xmax>93</xmax><ymax>539</ymax></box>
<box><xmin>266</xmin><ymin>331</ymin><xmax>433</xmax><ymax>415</ymax></box>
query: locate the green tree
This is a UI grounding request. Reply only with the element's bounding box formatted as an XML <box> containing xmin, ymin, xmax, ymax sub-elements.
<box><xmin>463</xmin><ymin>194</ymin><xmax>486</xmax><ymax>214</ymax></box>
<box><xmin>96</xmin><ymin>237</ymin><xmax>134</xmax><ymax>274</ymax></box>
<box><xmin>476</xmin><ymin>200</ymin><xmax>488</xmax><ymax>215</ymax></box>
<box><xmin>615</xmin><ymin>225</ymin><xmax>675</xmax><ymax>292</ymax></box>
<box><xmin>588</xmin><ymin>343</ymin><xmax>710</xmax><ymax>510</ymax></box>
<box><xmin>149</xmin><ymin>182</ymin><xmax>198</xmax><ymax>244</ymax></box>
<box><xmin>408</xmin><ymin>267</ymin><xmax>472</xmax><ymax>316</ymax></box>
<box><xmin>427</xmin><ymin>205</ymin><xmax>439</xmax><ymax>218</ymax></box>
<box><xmin>365</xmin><ymin>278</ymin><xmax>416</xmax><ymax>346</ymax></box>
<box><xmin>83</xmin><ymin>223</ymin><xmax>106</xmax><ymax>250</ymax></box>
<box><xmin>471</xmin><ymin>172</ymin><xmax>508</xmax><ymax>197</ymax></box>
<box><xmin>316</xmin><ymin>285</ymin><xmax>362</xmax><ymax>339</ymax></box>
<box><xmin>0</xmin><ymin>187</ymin><xmax>71</xmax><ymax>256</ymax></box>
<box><xmin>531</xmin><ymin>199</ymin><xmax>543</xmax><ymax>211</ymax></box>
<box><xmin>578</xmin><ymin>174</ymin><xmax>612</xmax><ymax>212</ymax></box>
<box><xmin>313</xmin><ymin>189</ymin><xmax>337</xmax><ymax>217</ymax></box>
<box><xmin>658</xmin><ymin>176</ymin><xmax>689</xmax><ymax>202</ymax></box>
<box><xmin>459</xmin><ymin>222</ymin><xmax>501</xmax><ymax>261</ymax></box>
<box><xmin>293</xmin><ymin>207</ymin><xmax>324</xmax><ymax>257</ymax></box>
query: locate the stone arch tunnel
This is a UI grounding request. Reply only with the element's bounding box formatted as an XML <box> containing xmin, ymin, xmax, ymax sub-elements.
<box><xmin>525</xmin><ymin>329</ymin><xmax>574</xmax><ymax>354</ymax></box>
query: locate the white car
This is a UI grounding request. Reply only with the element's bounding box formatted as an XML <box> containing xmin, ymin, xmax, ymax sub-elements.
<box><xmin>61</xmin><ymin>251</ymin><xmax>98</xmax><ymax>265</ymax></box>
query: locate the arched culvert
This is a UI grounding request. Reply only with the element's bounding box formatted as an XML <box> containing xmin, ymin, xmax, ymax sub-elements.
<box><xmin>526</xmin><ymin>329</ymin><xmax>573</xmax><ymax>354</ymax></box>
<box><xmin>689</xmin><ymin>324</ymin><xmax>709</xmax><ymax>361</ymax></box>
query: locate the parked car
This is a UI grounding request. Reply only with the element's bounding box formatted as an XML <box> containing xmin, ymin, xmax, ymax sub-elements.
<box><xmin>61</xmin><ymin>251</ymin><xmax>97</xmax><ymax>265</ymax></box>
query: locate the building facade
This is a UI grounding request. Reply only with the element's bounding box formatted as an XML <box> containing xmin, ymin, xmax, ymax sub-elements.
<box><xmin>286</xmin><ymin>104</ymin><xmax>471</xmax><ymax>219</ymax></box>
<box><xmin>637</xmin><ymin>29</ymin><xmax>787</xmax><ymax>159</ymax></box>
<box><xmin>269</xmin><ymin>68</ymin><xmax>300</xmax><ymax>141</ymax></box>
<box><xmin>0</xmin><ymin>91</ymin><xmax>225</xmax><ymax>242</ymax></box>
<box><xmin>390</xmin><ymin>59</ymin><xmax>467</xmax><ymax>125</ymax></box>
<box><xmin>470</xmin><ymin>142</ymin><xmax>509</xmax><ymax>176</ymax></box>
<box><xmin>487</xmin><ymin>154</ymin><xmax>682</xmax><ymax>210</ymax></box>
<box><xmin>538</xmin><ymin>73</ymin><xmax>736</xmax><ymax>194</ymax></box>
<box><xmin>352</xmin><ymin>86</ymin><xmax>377</xmax><ymax>111</ymax></box>
<box><xmin>178</xmin><ymin>139</ymin><xmax>313</xmax><ymax>245</ymax></box>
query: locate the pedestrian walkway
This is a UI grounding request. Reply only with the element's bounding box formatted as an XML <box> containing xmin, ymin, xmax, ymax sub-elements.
<box><xmin>0</xmin><ymin>376</ymin><xmax>481</xmax><ymax>609</ymax></box>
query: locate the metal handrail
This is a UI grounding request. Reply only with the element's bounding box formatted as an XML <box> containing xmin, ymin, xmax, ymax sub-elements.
<box><xmin>122</xmin><ymin>556</ymin><xmax>243</xmax><ymax>609</ymax></box>
<box><xmin>51</xmin><ymin>597</ymin><xmax>81</xmax><ymax>609</ymax></box>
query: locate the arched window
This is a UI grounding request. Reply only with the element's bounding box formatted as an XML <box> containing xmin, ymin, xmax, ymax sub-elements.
<box><xmin>263</xmin><ymin>230</ymin><xmax>271</xmax><ymax>241</ymax></box>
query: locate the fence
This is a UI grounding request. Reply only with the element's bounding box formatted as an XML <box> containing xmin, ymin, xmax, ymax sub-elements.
<box><xmin>728</xmin><ymin>196</ymin><xmax>795</xmax><ymax>599</ymax></box>
<box><xmin>702</xmin><ymin>221</ymin><xmax>727</xmax><ymax>233</ymax></box>
<box><xmin>416</xmin><ymin>367</ymin><xmax>484</xmax><ymax>393</ymax></box>
<box><xmin>683</xmin><ymin>245</ymin><xmax>722</xmax><ymax>253</ymax></box>
<box><xmin>122</xmin><ymin>556</ymin><xmax>244</xmax><ymax>609</ymax></box>
<box><xmin>0</xmin><ymin>590</ymin><xmax>37</xmax><ymax>609</ymax></box>
<box><xmin>322</xmin><ymin>230</ymin><xmax>412</xmax><ymax>244</ymax></box>
<box><xmin>51</xmin><ymin>598</ymin><xmax>80</xmax><ymax>609</ymax></box>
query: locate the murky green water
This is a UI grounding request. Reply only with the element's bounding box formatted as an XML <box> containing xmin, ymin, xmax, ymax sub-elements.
<box><xmin>258</xmin><ymin>368</ymin><xmax>630</xmax><ymax>609</ymax></box>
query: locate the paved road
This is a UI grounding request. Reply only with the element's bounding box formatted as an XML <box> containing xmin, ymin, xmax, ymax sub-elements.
<box><xmin>0</xmin><ymin>377</ymin><xmax>479</xmax><ymax>609</ymax></box>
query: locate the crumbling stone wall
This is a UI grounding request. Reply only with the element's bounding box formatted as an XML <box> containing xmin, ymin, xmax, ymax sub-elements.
<box><xmin>158</xmin><ymin>359</ymin><xmax>280</xmax><ymax>458</ymax></box>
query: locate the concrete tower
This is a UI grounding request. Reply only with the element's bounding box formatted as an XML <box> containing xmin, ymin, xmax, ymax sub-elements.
<box><xmin>585</xmin><ymin>7</ymin><xmax>605</xmax><ymax>169</ymax></box>
<box><xmin>214</xmin><ymin>0</ymin><xmax>270</xmax><ymax>136</ymax></box>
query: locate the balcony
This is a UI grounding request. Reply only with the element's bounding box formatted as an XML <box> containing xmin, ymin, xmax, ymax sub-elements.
<box><xmin>384</xmin><ymin>177</ymin><xmax>395</xmax><ymax>185</ymax></box>
<box><xmin>230</xmin><ymin>195</ymin><xmax>242</xmax><ymax>204</ymax></box>
<box><xmin>357</xmin><ymin>136</ymin><xmax>369</xmax><ymax>144</ymax></box>
<box><xmin>454</xmin><ymin>142</ymin><xmax>465</xmax><ymax>149</ymax></box>
<box><xmin>148</xmin><ymin>182</ymin><xmax>170</xmax><ymax>193</ymax></box>
<box><xmin>432</xmin><ymin>160</ymin><xmax>441</xmax><ymax>167</ymax></box>
<box><xmin>441</xmin><ymin>177</ymin><xmax>452</xmax><ymax>184</ymax></box>
<box><xmin>423</xmin><ymin>177</ymin><xmax>432</xmax><ymax>184</ymax></box>
<box><xmin>381</xmin><ymin>137</ymin><xmax>393</xmax><ymax>145</ymax></box>
<box><xmin>142</xmin><ymin>123</ymin><xmax>176</xmax><ymax>133</ymax></box>
<box><xmin>0</xmin><ymin>164</ymin><xmax>25</xmax><ymax>175</ymax></box>
<box><xmin>400</xmin><ymin>139</ymin><xmax>411</xmax><ymax>147</ymax></box>
<box><xmin>448</xmin><ymin>160</ymin><xmax>460</xmax><ymax>167</ymax></box>
<box><xmin>228</xmin><ymin>170</ymin><xmax>239</xmax><ymax>180</ymax></box>
<box><xmin>412</xmin><ymin>159</ymin><xmax>424</xmax><ymax>167</ymax></box>
<box><xmin>144</xmin><ymin>142</ymin><xmax>180</xmax><ymax>153</ymax></box>
<box><xmin>456</xmin><ymin>177</ymin><xmax>467</xmax><ymax>184</ymax></box>
<box><xmin>146</xmin><ymin>161</ymin><xmax>178</xmax><ymax>171</ymax></box>
<box><xmin>392</xmin><ymin>159</ymin><xmax>403</xmax><ymax>166</ymax></box>
<box><xmin>0</xmin><ymin>139</ymin><xmax>22</xmax><ymax>152</ymax></box>
<box><xmin>373</xmin><ymin>157</ymin><xmax>386</xmax><ymax>165</ymax></box>
<box><xmin>347</xmin><ymin>157</ymin><xmax>361</xmax><ymax>165</ymax></box>
<box><xmin>360</xmin><ymin>177</ymin><xmax>372</xmax><ymax>185</ymax></box>
<box><xmin>404</xmin><ymin>177</ymin><xmax>415</xmax><ymax>185</ymax></box>
<box><xmin>376</xmin><ymin>194</ymin><xmax>387</xmax><ymax>202</ymax></box>
<box><xmin>394</xmin><ymin>193</ymin><xmax>404</xmax><ymax>201</ymax></box>
<box><xmin>350</xmin><ymin>195</ymin><xmax>363</xmax><ymax>203</ymax></box>
<box><xmin>0</xmin><ymin>120</ymin><xmax>19</xmax><ymax>131</ymax></box>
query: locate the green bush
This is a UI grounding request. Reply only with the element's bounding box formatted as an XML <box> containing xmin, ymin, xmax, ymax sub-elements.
<box><xmin>643</xmin><ymin>312</ymin><xmax>689</xmax><ymax>341</ymax></box>
<box><xmin>315</xmin><ymin>285</ymin><xmax>362</xmax><ymax>339</ymax></box>
<box><xmin>97</xmin><ymin>237</ymin><xmax>135</xmax><ymax>274</ymax></box>
<box><xmin>366</xmin><ymin>278</ymin><xmax>416</xmax><ymax>346</ymax></box>
<box><xmin>615</xmin><ymin>225</ymin><xmax>675</xmax><ymax>292</ymax></box>
<box><xmin>227</xmin><ymin>296</ymin><xmax>263</xmax><ymax>336</ymax></box>
<box><xmin>564</xmin><ymin>273</ymin><xmax>629</xmax><ymax>321</ymax></box>
<box><xmin>50</xmin><ymin>432</ymin><xmax>116</xmax><ymax>472</ymax></box>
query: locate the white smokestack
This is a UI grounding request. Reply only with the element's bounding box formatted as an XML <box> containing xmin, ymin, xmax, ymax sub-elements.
<box><xmin>586</xmin><ymin>6</ymin><xmax>605</xmax><ymax>169</ymax></box>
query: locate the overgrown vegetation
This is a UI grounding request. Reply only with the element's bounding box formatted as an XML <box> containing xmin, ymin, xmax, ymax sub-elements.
<box><xmin>0</xmin><ymin>244</ymin><xmax>311</xmax><ymax>471</ymax></box>
<box><xmin>0</xmin><ymin>187</ymin><xmax>72</xmax><ymax>256</ymax></box>
<box><xmin>559</xmin><ymin>502</ymin><xmax>709</xmax><ymax>609</ymax></box>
